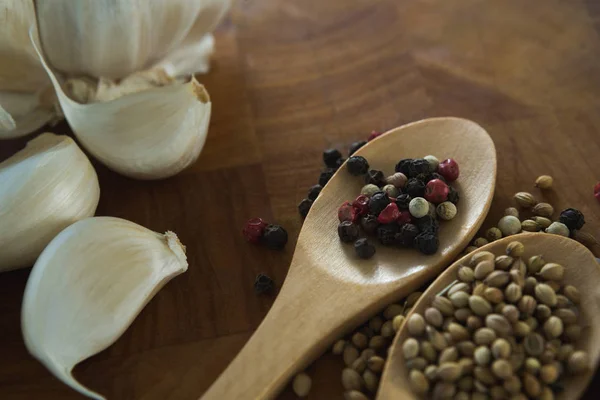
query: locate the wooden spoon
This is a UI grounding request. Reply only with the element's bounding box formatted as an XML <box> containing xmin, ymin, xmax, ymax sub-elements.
<box><xmin>202</xmin><ymin>117</ymin><xmax>496</xmax><ymax>400</ymax></box>
<box><xmin>379</xmin><ymin>233</ymin><xmax>600</xmax><ymax>400</ymax></box>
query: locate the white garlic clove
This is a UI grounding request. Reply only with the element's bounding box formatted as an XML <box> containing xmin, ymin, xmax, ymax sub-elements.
<box><xmin>0</xmin><ymin>132</ymin><xmax>99</xmax><ymax>272</ymax></box>
<box><xmin>0</xmin><ymin>89</ymin><xmax>57</xmax><ymax>139</ymax></box>
<box><xmin>0</xmin><ymin>0</ymin><xmax>59</xmax><ymax>138</ymax></box>
<box><xmin>32</xmin><ymin>30</ymin><xmax>212</xmax><ymax>179</ymax></box>
<box><xmin>152</xmin><ymin>0</ymin><xmax>232</xmax><ymax>77</ymax></box>
<box><xmin>35</xmin><ymin>0</ymin><xmax>231</xmax><ymax>80</ymax></box>
<box><xmin>22</xmin><ymin>217</ymin><xmax>188</xmax><ymax>400</ymax></box>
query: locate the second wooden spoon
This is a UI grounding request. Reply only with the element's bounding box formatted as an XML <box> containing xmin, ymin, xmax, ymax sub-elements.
<box><xmin>202</xmin><ymin>117</ymin><xmax>496</xmax><ymax>399</ymax></box>
<box><xmin>379</xmin><ymin>233</ymin><xmax>600</xmax><ymax>400</ymax></box>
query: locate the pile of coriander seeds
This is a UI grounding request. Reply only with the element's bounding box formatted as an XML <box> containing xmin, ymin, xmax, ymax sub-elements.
<box><xmin>402</xmin><ymin>241</ymin><xmax>589</xmax><ymax>400</ymax></box>
<box><xmin>292</xmin><ymin>291</ymin><xmax>424</xmax><ymax>399</ymax></box>
<box><xmin>338</xmin><ymin>156</ymin><xmax>461</xmax><ymax>259</ymax></box>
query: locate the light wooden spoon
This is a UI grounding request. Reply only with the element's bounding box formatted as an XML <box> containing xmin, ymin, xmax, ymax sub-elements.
<box><xmin>202</xmin><ymin>117</ymin><xmax>497</xmax><ymax>400</ymax></box>
<box><xmin>379</xmin><ymin>233</ymin><xmax>600</xmax><ymax>400</ymax></box>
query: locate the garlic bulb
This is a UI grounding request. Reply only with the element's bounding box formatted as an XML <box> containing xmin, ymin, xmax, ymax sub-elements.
<box><xmin>27</xmin><ymin>0</ymin><xmax>228</xmax><ymax>179</ymax></box>
<box><xmin>0</xmin><ymin>132</ymin><xmax>99</xmax><ymax>272</ymax></box>
<box><xmin>22</xmin><ymin>217</ymin><xmax>188</xmax><ymax>400</ymax></box>
<box><xmin>0</xmin><ymin>0</ymin><xmax>58</xmax><ymax>138</ymax></box>
<box><xmin>36</xmin><ymin>0</ymin><xmax>231</xmax><ymax>80</ymax></box>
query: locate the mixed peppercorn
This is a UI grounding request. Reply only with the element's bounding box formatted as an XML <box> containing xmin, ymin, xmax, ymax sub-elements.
<box><xmin>242</xmin><ymin>217</ymin><xmax>288</xmax><ymax>250</ymax></box>
<box><xmin>337</xmin><ymin>156</ymin><xmax>460</xmax><ymax>258</ymax></box>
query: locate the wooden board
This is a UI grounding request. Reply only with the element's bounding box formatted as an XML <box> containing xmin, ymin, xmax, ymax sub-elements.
<box><xmin>1</xmin><ymin>0</ymin><xmax>600</xmax><ymax>398</ymax></box>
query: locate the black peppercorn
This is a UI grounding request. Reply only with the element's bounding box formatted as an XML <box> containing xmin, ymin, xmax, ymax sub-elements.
<box><xmin>318</xmin><ymin>167</ymin><xmax>336</xmax><ymax>186</ymax></box>
<box><xmin>346</xmin><ymin>156</ymin><xmax>370</xmax><ymax>176</ymax></box>
<box><xmin>377</xmin><ymin>223</ymin><xmax>399</xmax><ymax>246</ymax></box>
<box><xmin>431</xmin><ymin>172</ymin><xmax>447</xmax><ymax>183</ymax></box>
<box><xmin>262</xmin><ymin>224</ymin><xmax>288</xmax><ymax>249</ymax></box>
<box><xmin>368</xmin><ymin>191</ymin><xmax>390</xmax><ymax>215</ymax></box>
<box><xmin>395</xmin><ymin>223</ymin><xmax>419</xmax><ymax>247</ymax></box>
<box><xmin>395</xmin><ymin>158</ymin><xmax>413</xmax><ymax>175</ymax></box>
<box><xmin>323</xmin><ymin>148</ymin><xmax>342</xmax><ymax>168</ymax></box>
<box><xmin>338</xmin><ymin>221</ymin><xmax>360</xmax><ymax>243</ymax></box>
<box><xmin>364</xmin><ymin>169</ymin><xmax>385</xmax><ymax>186</ymax></box>
<box><xmin>348</xmin><ymin>140</ymin><xmax>367</xmax><ymax>156</ymax></box>
<box><xmin>395</xmin><ymin>193</ymin><xmax>412</xmax><ymax>210</ymax></box>
<box><xmin>559</xmin><ymin>208</ymin><xmax>585</xmax><ymax>231</ymax></box>
<box><xmin>254</xmin><ymin>273</ymin><xmax>274</xmax><ymax>294</ymax></box>
<box><xmin>415</xmin><ymin>215</ymin><xmax>439</xmax><ymax>233</ymax></box>
<box><xmin>407</xmin><ymin>159</ymin><xmax>431</xmax><ymax>178</ymax></box>
<box><xmin>335</xmin><ymin>157</ymin><xmax>346</xmax><ymax>168</ymax></box>
<box><xmin>354</xmin><ymin>238</ymin><xmax>376</xmax><ymax>259</ymax></box>
<box><xmin>307</xmin><ymin>184</ymin><xmax>322</xmax><ymax>201</ymax></box>
<box><xmin>298</xmin><ymin>198</ymin><xmax>312</xmax><ymax>218</ymax></box>
<box><xmin>415</xmin><ymin>172</ymin><xmax>433</xmax><ymax>184</ymax></box>
<box><xmin>414</xmin><ymin>232</ymin><xmax>439</xmax><ymax>255</ymax></box>
<box><xmin>405</xmin><ymin>178</ymin><xmax>426</xmax><ymax>198</ymax></box>
<box><xmin>447</xmin><ymin>186</ymin><xmax>459</xmax><ymax>204</ymax></box>
<box><xmin>360</xmin><ymin>214</ymin><xmax>379</xmax><ymax>235</ymax></box>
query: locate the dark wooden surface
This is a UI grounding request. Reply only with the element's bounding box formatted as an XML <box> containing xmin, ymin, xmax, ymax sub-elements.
<box><xmin>1</xmin><ymin>0</ymin><xmax>600</xmax><ymax>399</ymax></box>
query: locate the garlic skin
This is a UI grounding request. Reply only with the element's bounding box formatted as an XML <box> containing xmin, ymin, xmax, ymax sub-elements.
<box><xmin>0</xmin><ymin>0</ymin><xmax>58</xmax><ymax>138</ymax></box>
<box><xmin>31</xmin><ymin>25</ymin><xmax>213</xmax><ymax>179</ymax></box>
<box><xmin>0</xmin><ymin>133</ymin><xmax>99</xmax><ymax>272</ymax></box>
<box><xmin>22</xmin><ymin>217</ymin><xmax>188</xmax><ymax>400</ymax></box>
<box><xmin>36</xmin><ymin>0</ymin><xmax>231</xmax><ymax>80</ymax></box>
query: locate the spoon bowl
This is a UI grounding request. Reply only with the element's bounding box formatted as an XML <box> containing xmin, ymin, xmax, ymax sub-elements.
<box><xmin>379</xmin><ymin>233</ymin><xmax>600</xmax><ymax>400</ymax></box>
<box><xmin>202</xmin><ymin>117</ymin><xmax>496</xmax><ymax>399</ymax></box>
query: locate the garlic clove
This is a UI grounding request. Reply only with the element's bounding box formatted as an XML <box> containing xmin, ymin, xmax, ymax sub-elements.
<box><xmin>0</xmin><ymin>0</ymin><xmax>50</xmax><ymax>92</ymax></box>
<box><xmin>35</xmin><ymin>0</ymin><xmax>230</xmax><ymax>80</ymax></box>
<box><xmin>0</xmin><ymin>132</ymin><xmax>99</xmax><ymax>272</ymax></box>
<box><xmin>0</xmin><ymin>89</ymin><xmax>57</xmax><ymax>139</ymax></box>
<box><xmin>152</xmin><ymin>33</ymin><xmax>215</xmax><ymax>78</ymax></box>
<box><xmin>32</xmin><ymin>30</ymin><xmax>212</xmax><ymax>180</ymax></box>
<box><xmin>22</xmin><ymin>217</ymin><xmax>188</xmax><ymax>400</ymax></box>
<box><xmin>0</xmin><ymin>0</ymin><xmax>59</xmax><ymax>138</ymax></box>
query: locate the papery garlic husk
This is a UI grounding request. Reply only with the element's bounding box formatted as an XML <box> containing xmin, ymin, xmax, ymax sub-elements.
<box><xmin>0</xmin><ymin>132</ymin><xmax>99</xmax><ymax>272</ymax></box>
<box><xmin>0</xmin><ymin>0</ymin><xmax>58</xmax><ymax>138</ymax></box>
<box><xmin>22</xmin><ymin>217</ymin><xmax>188</xmax><ymax>400</ymax></box>
<box><xmin>35</xmin><ymin>0</ymin><xmax>232</xmax><ymax>80</ymax></box>
<box><xmin>31</xmin><ymin>30</ymin><xmax>212</xmax><ymax>179</ymax></box>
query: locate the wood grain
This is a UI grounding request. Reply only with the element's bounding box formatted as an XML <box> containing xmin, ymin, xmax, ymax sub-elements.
<box><xmin>379</xmin><ymin>233</ymin><xmax>600</xmax><ymax>400</ymax></box>
<box><xmin>1</xmin><ymin>0</ymin><xmax>600</xmax><ymax>399</ymax></box>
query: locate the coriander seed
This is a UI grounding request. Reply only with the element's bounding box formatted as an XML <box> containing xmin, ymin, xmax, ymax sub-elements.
<box><xmin>344</xmin><ymin>390</ymin><xmax>368</xmax><ymax>400</ymax></box>
<box><xmin>292</xmin><ymin>373</ymin><xmax>312</xmax><ymax>397</ymax></box>
<box><xmin>351</xmin><ymin>357</ymin><xmax>367</xmax><ymax>374</ymax></box>
<box><xmin>514</xmin><ymin>192</ymin><xmax>537</xmax><ymax>208</ymax></box>
<box><xmin>352</xmin><ymin>332</ymin><xmax>368</xmax><ymax>349</ymax></box>
<box><xmin>409</xmin><ymin>369</ymin><xmax>429</xmax><ymax>394</ymax></box>
<box><xmin>532</xmin><ymin>216</ymin><xmax>552</xmax><ymax>229</ymax></box>
<box><xmin>521</xmin><ymin>219</ymin><xmax>540</xmax><ymax>232</ymax></box>
<box><xmin>543</xmin><ymin>316</ymin><xmax>564</xmax><ymax>339</ymax></box>
<box><xmin>473</xmin><ymin>237</ymin><xmax>489</xmax><ymax>247</ymax></box>
<box><xmin>562</xmin><ymin>285</ymin><xmax>580</xmax><ymax>304</ymax></box>
<box><xmin>535</xmin><ymin>175</ymin><xmax>553</xmax><ymax>189</ymax></box>
<box><xmin>568</xmin><ymin>350</ymin><xmax>589</xmax><ymax>373</ymax></box>
<box><xmin>367</xmin><ymin>355</ymin><xmax>385</xmax><ymax>373</ymax></box>
<box><xmin>383</xmin><ymin>303</ymin><xmax>404</xmax><ymax>320</ymax></box>
<box><xmin>534</xmin><ymin>284</ymin><xmax>557</xmax><ymax>307</ymax></box>
<box><xmin>342</xmin><ymin>368</ymin><xmax>364</xmax><ymax>391</ymax></box>
<box><xmin>532</xmin><ymin>202</ymin><xmax>554</xmax><ymax>218</ymax></box>
<box><xmin>527</xmin><ymin>255</ymin><xmax>545</xmax><ymax>274</ymax></box>
<box><xmin>437</xmin><ymin>362</ymin><xmax>462</xmax><ymax>382</ymax></box>
<box><xmin>486</xmin><ymin>227</ymin><xmax>503</xmax><ymax>242</ymax></box>
<box><xmin>392</xmin><ymin>315</ymin><xmax>405</xmax><ymax>332</ymax></box>
<box><xmin>344</xmin><ymin>345</ymin><xmax>360</xmax><ymax>366</ymax></box>
<box><xmin>332</xmin><ymin>339</ymin><xmax>346</xmax><ymax>355</ymax></box>
<box><xmin>363</xmin><ymin>369</ymin><xmax>379</xmax><ymax>392</ymax></box>
<box><xmin>505</xmin><ymin>207</ymin><xmax>519</xmax><ymax>218</ymax></box>
<box><xmin>495</xmin><ymin>255</ymin><xmax>513</xmax><ymax>270</ymax></box>
<box><xmin>539</xmin><ymin>263</ymin><xmax>564</xmax><ymax>281</ymax></box>
<box><xmin>407</xmin><ymin>313</ymin><xmax>426</xmax><ymax>336</ymax></box>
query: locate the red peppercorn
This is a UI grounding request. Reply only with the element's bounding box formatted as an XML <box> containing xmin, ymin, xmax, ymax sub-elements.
<box><xmin>352</xmin><ymin>194</ymin><xmax>370</xmax><ymax>216</ymax></box>
<box><xmin>368</xmin><ymin>130</ymin><xmax>383</xmax><ymax>141</ymax></box>
<box><xmin>397</xmin><ymin>210</ymin><xmax>412</xmax><ymax>226</ymax></box>
<box><xmin>377</xmin><ymin>203</ymin><xmax>400</xmax><ymax>224</ymax></box>
<box><xmin>424</xmin><ymin>179</ymin><xmax>449</xmax><ymax>204</ymax></box>
<box><xmin>338</xmin><ymin>201</ymin><xmax>358</xmax><ymax>222</ymax></box>
<box><xmin>243</xmin><ymin>217</ymin><xmax>268</xmax><ymax>244</ymax></box>
<box><xmin>437</xmin><ymin>158</ymin><xmax>459</xmax><ymax>182</ymax></box>
<box><xmin>595</xmin><ymin>182</ymin><xmax>600</xmax><ymax>203</ymax></box>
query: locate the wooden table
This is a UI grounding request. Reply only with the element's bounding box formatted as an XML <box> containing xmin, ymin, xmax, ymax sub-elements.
<box><xmin>1</xmin><ymin>0</ymin><xmax>600</xmax><ymax>398</ymax></box>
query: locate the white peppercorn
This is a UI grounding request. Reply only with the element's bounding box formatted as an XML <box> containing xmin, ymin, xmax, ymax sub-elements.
<box><xmin>545</xmin><ymin>222</ymin><xmax>569</xmax><ymax>237</ymax></box>
<box><xmin>498</xmin><ymin>216</ymin><xmax>521</xmax><ymax>236</ymax></box>
<box><xmin>424</xmin><ymin>155</ymin><xmax>440</xmax><ymax>172</ymax></box>
<box><xmin>292</xmin><ymin>373</ymin><xmax>312</xmax><ymax>397</ymax></box>
<box><xmin>437</xmin><ymin>201</ymin><xmax>457</xmax><ymax>221</ymax></box>
<box><xmin>408</xmin><ymin>197</ymin><xmax>429</xmax><ymax>218</ymax></box>
<box><xmin>360</xmin><ymin>184</ymin><xmax>380</xmax><ymax>197</ymax></box>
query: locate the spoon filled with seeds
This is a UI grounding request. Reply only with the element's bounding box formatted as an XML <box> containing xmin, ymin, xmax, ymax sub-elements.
<box><xmin>203</xmin><ymin>117</ymin><xmax>496</xmax><ymax>400</ymax></box>
<box><xmin>380</xmin><ymin>234</ymin><xmax>600</xmax><ymax>400</ymax></box>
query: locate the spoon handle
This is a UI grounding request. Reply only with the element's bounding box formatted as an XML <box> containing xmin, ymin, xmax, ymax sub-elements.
<box><xmin>201</xmin><ymin>272</ymin><xmax>372</xmax><ymax>400</ymax></box>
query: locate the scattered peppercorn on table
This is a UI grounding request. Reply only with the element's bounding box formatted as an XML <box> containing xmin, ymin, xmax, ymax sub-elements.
<box><xmin>1</xmin><ymin>0</ymin><xmax>600</xmax><ymax>399</ymax></box>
